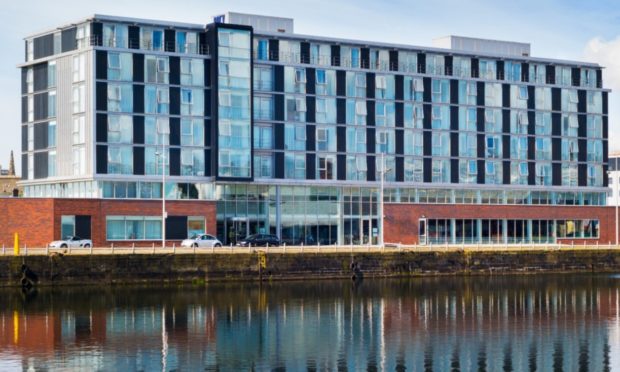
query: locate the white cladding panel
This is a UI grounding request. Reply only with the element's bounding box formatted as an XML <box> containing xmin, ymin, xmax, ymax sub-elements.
<box><xmin>222</xmin><ymin>12</ymin><xmax>293</xmax><ymax>33</ymax></box>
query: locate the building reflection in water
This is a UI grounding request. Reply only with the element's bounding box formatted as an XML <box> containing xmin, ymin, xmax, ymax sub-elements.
<box><xmin>0</xmin><ymin>276</ymin><xmax>619</xmax><ymax>371</ymax></box>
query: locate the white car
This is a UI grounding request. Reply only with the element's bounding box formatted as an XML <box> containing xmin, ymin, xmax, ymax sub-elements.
<box><xmin>181</xmin><ymin>234</ymin><xmax>222</xmax><ymax>248</ymax></box>
<box><xmin>49</xmin><ymin>236</ymin><xmax>92</xmax><ymax>248</ymax></box>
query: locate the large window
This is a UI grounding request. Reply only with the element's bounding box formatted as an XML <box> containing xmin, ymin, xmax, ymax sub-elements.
<box><xmin>108</xmin><ymin>115</ymin><xmax>133</xmax><ymax>144</ymax></box>
<box><xmin>108</xmin><ymin>52</ymin><xmax>133</xmax><ymax>81</ymax></box>
<box><xmin>108</xmin><ymin>145</ymin><xmax>133</xmax><ymax>174</ymax></box>
<box><xmin>103</xmin><ymin>23</ymin><xmax>128</xmax><ymax>48</ymax></box>
<box><xmin>145</xmin><ymin>55</ymin><xmax>169</xmax><ymax>84</ymax></box>
<box><xmin>180</xmin><ymin>58</ymin><xmax>204</xmax><ymax>86</ymax></box>
<box><xmin>107</xmin><ymin>83</ymin><xmax>133</xmax><ymax>112</ymax></box>
<box><xmin>106</xmin><ymin>216</ymin><xmax>162</xmax><ymax>240</ymax></box>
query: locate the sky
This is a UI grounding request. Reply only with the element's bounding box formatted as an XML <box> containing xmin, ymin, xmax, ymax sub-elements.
<box><xmin>1</xmin><ymin>0</ymin><xmax>619</xmax><ymax>173</ymax></box>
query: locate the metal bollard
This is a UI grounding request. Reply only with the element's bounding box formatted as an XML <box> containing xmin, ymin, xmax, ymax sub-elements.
<box><xmin>152</xmin><ymin>242</ymin><xmax>155</xmax><ymax>254</ymax></box>
<box><xmin>111</xmin><ymin>243</ymin><xmax>114</xmax><ymax>254</ymax></box>
<box><xmin>173</xmin><ymin>243</ymin><xmax>176</xmax><ymax>254</ymax></box>
<box><xmin>132</xmin><ymin>243</ymin><xmax>135</xmax><ymax>254</ymax></box>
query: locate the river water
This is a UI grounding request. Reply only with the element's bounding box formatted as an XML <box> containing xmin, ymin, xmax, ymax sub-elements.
<box><xmin>1</xmin><ymin>275</ymin><xmax>619</xmax><ymax>371</ymax></box>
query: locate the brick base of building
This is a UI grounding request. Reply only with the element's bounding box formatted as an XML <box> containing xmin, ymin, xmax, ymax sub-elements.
<box><xmin>0</xmin><ymin>198</ymin><xmax>217</xmax><ymax>248</ymax></box>
<box><xmin>385</xmin><ymin>204</ymin><xmax>616</xmax><ymax>245</ymax></box>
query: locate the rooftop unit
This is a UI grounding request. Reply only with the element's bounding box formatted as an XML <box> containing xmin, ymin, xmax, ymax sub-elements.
<box><xmin>433</xmin><ymin>35</ymin><xmax>531</xmax><ymax>57</ymax></box>
<box><xmin>212</xmin><ymin>12</ymin><xmax>294</xmax><ymax>33</ymax></box>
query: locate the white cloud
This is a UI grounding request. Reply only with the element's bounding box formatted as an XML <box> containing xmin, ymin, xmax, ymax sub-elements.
<box><xmin>583</xmin><ymin>36</ymin><xmax>620</xmax><ymax>153</ymax></box>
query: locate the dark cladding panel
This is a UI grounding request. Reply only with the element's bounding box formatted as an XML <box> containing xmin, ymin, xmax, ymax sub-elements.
<box><xmin>133</xmin><ymin>146</ymin><xmax>145</xmax><ymax>175</ymax></box>
<box><xmin>96</xmin><ymin>145</ymin><xmax>108</xmax><ymax>174</ymax></box>
<box><xmin>33</xmin><ymin>152</ymin><xmax>48</xmax><ymax>179</ymax></box>
<box><xmin>133</xmin><ymin>84</ymin><xmax>144</xmax><ymax>114</ymax></box>
<box><xmin>96</xmin><ymin>51</ymin><xmax>107</xmax><ymax>80</ymax></box>
<box><xmin>96</xmin><ymin>82</ymin><xmax>107</xmax><ymax>111</ymax></box>
<box><xmin>169</xmin><ymin>56</ymin><xmax>180</xmax><ymax>85</ymax></box>
<box><xmin>33</xmin><ymin>34</ymin><xmax>54</xmax><ymax>59</ymax></box>
<box><xmin>169</xmin><ymin>148</ymin><xmax>180</xmax><ymax>176</ymax></box>
<box><xmin>306</xmin><ymin>153</ymin><xmax>315</xmax><ymax>180</ymax></box>
<box><xmin>133</xmin><ymin>115</ymin><xmax>144</xmax><ymax>144</ymax></box>
<box><xmin>61</xmin><ymin>27</ymin><xmax>77</xmax><ymax>53</ymax></box>
<box><xmin>75</xmin><ymin>216</ymin><xmax>92</xmax><ymax>239</ymax></box>
<box><xmin>331</xmin><ymin>45</ymin><xmax>340</xmax><ymax>66</ymax></box>
<box><xmin>33</xmin><ymin>122</ymin><xmax>48</xmax><ymax>150</ymax></box>
<box><xmin>269</xmin><ymin>39</ymin><xmax>279</xmax><ymax>61</ymax></box>
<box><xmin>133</xmin><ymin>53</ymin><xmax>144</xmax><ymax>82</ymax></box>
<box><xmin>96</xmin><ymin>113</ymin><xmax>107</xmax><ymax>143</ymax></box>
<box><xmin>169</xmin><ymin>117</ymin><xmax>180</xmax><ymax>146</ymax></box>
<box><xmin>33</xmin><ymin>63</ymin><xmax>48</xmax><ymax>92</ymax></box>
<box><xmin>164</xmin><ymin>29</ymin><xmax>176</xmax><ymax>52</ymax></box>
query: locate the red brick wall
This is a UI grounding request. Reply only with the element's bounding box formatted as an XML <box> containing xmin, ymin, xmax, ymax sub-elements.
<box><xmin>1</xmin><ymin>198</ymin><xmax>217</xmax><ymax>248</ymax></box>
<box><xmin>385</xmin><ymin>203</ymin><xmax>616</xmax><ymax>245</ymax></box>
<box><xmin>0</xmin><ymin>198</ymin><xmax>54</xmax><ymax>249</ymax></box>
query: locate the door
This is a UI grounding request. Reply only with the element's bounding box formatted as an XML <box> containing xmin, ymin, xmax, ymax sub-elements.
<box><xmin>227</xmin><ymin>217</ymin><xmax>248</xmax><ymax>245</ymax></box>
<box><xmin>419</xmin><ymin>218</ymin><xmax>427</xmax><ymax>245</ymax></box>
<box><xmin>362</xmin><ymin>218</ymin><xmax>371</xmax><ymax>245</ymax></box>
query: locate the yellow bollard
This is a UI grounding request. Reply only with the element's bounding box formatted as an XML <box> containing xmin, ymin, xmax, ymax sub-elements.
<box><xmin>13</xmin><ymin>233</ymin><xmax>19</xmax><ymax>256</ymax></box>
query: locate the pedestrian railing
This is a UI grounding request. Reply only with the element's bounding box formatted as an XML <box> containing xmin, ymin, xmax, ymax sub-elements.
<box><xmin>2</xmin><ymin>242</ymin><xmax>620</xmax><ymax>256</ymax></box>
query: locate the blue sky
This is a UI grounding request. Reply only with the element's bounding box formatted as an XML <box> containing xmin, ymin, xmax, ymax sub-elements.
<box><xmin>1</xmin><ymin>0</ymin><xmax>619</xmax><ymax>172</ymax></box>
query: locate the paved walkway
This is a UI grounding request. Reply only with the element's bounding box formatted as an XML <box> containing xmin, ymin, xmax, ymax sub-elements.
<box><xmin>1</xmin><ymin>243</ymin><xmax>618</xmax><ymax>256</ymax></box>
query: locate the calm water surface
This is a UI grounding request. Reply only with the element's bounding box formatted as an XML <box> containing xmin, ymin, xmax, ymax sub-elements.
<box><xmin>1</xmin><ymin>275</ymin><xmax>620</xmax><ymax>371</ymax></box>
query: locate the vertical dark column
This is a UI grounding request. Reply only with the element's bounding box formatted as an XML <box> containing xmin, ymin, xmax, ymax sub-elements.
<box><xmin>33</xmin><ymin>152</ymin><xmax>48</xmax><ymax>179</ymax></box>
<box><xmin>395</xmin><ymin>157</ymin><xmax>404</xmax><ymax>182</ymax></box>
<box><xmin>366</xmin><ymin>101</ymin><xmax>375</xmax><ymax>126</ymax></box>
<box><xmin>331</xmin><ymin>45</ymin><xmax>340</xmax><ymax>66</ymax></box>
<box><xmin>306</xmin><ymin>96</ymin><xmax>316</xmax><ymax>123</ymax></box>
<box><xmin>274</xmin><ymin>65</ymin><xmax>284</xmax><ymax>92</ymax></box>
<box><xmin>169</xmin><ymin>56</ymin><xmax>180</xmax><ymax>85</ymax></box>
<box><xmin>444</xmin><ymin>56</ymin><xmax>453</xmax><ymax>76</ymax></box>
<box><xmin>300</xmin><ymin>42</ymin><xmax>310</xmax><ymax>64</ymax></box>
<box><xmin>471</xmin><ymin>58</ymin><xmax>479</xmax><ymax>78</ymax></box>
<box><xmin>133</xmin><ymin>115</ymin><xmax>144</xmax><ymax>144</ymax></box>
<box><xmin>269</xmin><ymin>39</ymin><xmax>279</xmax><ymax>61</ymax></box>
<box><xmin>395</xmin><ymin>102</ymin><xmax>404</xmax><ymax>128</ymax></box>
<box><xmin>96</xmin><ymin>145</ymin><xmax>108</xmax><ymax>174</ymax></box>
<box><xmin>133</xmin><ymin>53</ymin><xmax>144</xmax><ymax>83</ymax></box>
<box><xmin>551</xmin><ymin>88</ymin><xmax>561</xmax><ymax>111</ymax></box>
<box><xmin>496</xmin><ymin>61</ymin><xmax>504</xmax><ymax>80</ymax></box>
<box><xmin>527</xmin><ymin>86</ymin><xmax>535</xmax><ymax>110</ymax></box>
<box><xmin>423</xmin><ymin>158</ymin><xmax>431</xmax><ymax>183</ymax></box>
<box><xmin>164</xmin><ymin>29</ymin><xmax>175</xmax><ymax>52</ymax></box>
<box><xmin>396</xmin><ymin>128</ymin><xmax>404</xmax><ymax>154</ymax></box>
<box><xmin>21</xmin><ymin>126</ymin><xmax>27</xmax><ymax>152</ymax></box>
<box><xmin>417</xmin><ymin>53</ymin><xmax>426</xmax><ymax>74</ymax></box>
<box><xmin>477</xmin><ymin>160</ymin><xmax>485</xmax><ymax>184</ymax></box>
<box><xmin>423</xmin><ymin>78</ymin><xmax>431</xmax><ymax>102</ymax></box>
<box><xmin>91</xmin><ymin>22</ymin><xmax>103</xmax><ymax>46</ymax></box>
<box><xmin>450</xmin><ymin>80</ymin><xmax>458</xmax><ymax>104</ymax></box>
<box><xmin>502</xmin><ymin>84</ymin><xmax>510</xmax><ymax>108</ymax></box>
<box><xmin>395</xmin><ymin>75</ymin><xmax>404</xmax><ymax>100</ymax></box>
<box><xmin>521</xmin><ymin>63</ymin><xmax>529</xmax><ymax>82</ymax></box>
<box><xmin>571</xmin><ymin>67</ymin><xmax>580</xmax><ymax>87</ymax></box>
<box><xmin>168</xmin><ymin>87</ymin><xmax>179</xmax><ymax>115</ymax></box>
<box><xmin>169</xmin><ymin>117</ymin><xmax>180</xmax><ymax>146</ymax></box>
<box><xmin>169</xmin><ymin>148</ymin><xmax>180</xmax><ymax>176</ymax></box>
<box><xmin>306</xmin><ymin>67</ymin><xmax>316</xmax><ymax>95</ymax></box>
<box><xmin>477</xmin><ymin>82</ymin><xmax>485</xmax><ymax>106</ymax></box>
<box><xmin>337</xmin><ymin>98</ymin><xmax>346</xmax><ymax>124</ymax></box>
<box><xmin>306</xmin><ymin>126</ymin><xmax>315</xmax><ymax>151</ymax></box>
<box><xmin>337</xmin><ymin>126</ymin><xmax>346</xmax><ymax>153</ymax></box>
<box><xmin>133</xmin><ymin>85</ymin><xmax>144</xmax><ymax>114</ymax></box>
<box><xmin>337</xmin><ymin>154</ymin><xmax>346</xmax><ymax>180</ymax></box>
<box><xmin>450</xmin><ymin>158</ymin><xmax>458</xmax><ymax>183</ymax></box>
<box><xmin>133</xmin><ymin>147</ymin><xmax>145</xmax><ymax>175</ymax></box>
<box><xmin>336</xmin><ymin>70</ymin><xmax>346</xmax><ymax>96</ymax></box>
<box><xmin>96</xmin><ymin>51</ymin><xmax>107</xmax><ymax>80</ymax></box>
<box><xmin>128</xmin><ymin>26</ymin><xmax>140</xmax><ymax>49</ymax></box>
<box><xmin>96</xmin><ymin>114</ymin><xmax>108</xmax><ymax>143</ymax></box>
<box><xmin>366</xmin><ymin>72</ymin><xmax>375</xmax><ymax>99</ymax></box>
<box><xmin>502</xmin><ymin>161</ymin><xmax>510</xmax><ymax>184</ymax></box>
<box><xmin>367</xmin><ymin>155</ymin><xmax>376</xmax><ymax>181</ymax></box>
<box><xmin>578</xmin><ymin>164</ymin><xmax>587</xmax><ymax>186</ymax></box>
<box><xmin>306</xmin><ymin>154</ymin><xmax>316</xmax><ymax>179</ymax></box>
<box><xmin>361</xmin><ymin>48</ymin><xmax>370</xmax><ymax>69</ymax></box>
<box><xmin>546</xmin><ymin>65</ymin><xmax>556</xmax><ymax>85</ymax></box>
<box><xmin>389</xmin><ymin>50</ymin><xmax>398</xmax><ymax>71</ymax></box>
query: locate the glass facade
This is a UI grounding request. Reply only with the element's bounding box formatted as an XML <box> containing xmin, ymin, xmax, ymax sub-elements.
<box><xmin>217</xmin><ymin>27</ymin><xmax>252</xmax><ymax>178</ymax></box>
<box><xmin>19</xmin><ymin>16</ymin><xmax>610</xmax><ymax>245</ymax></box>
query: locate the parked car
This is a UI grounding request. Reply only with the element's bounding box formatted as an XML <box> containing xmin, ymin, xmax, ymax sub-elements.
<box><xmin>236</xmin><ymin>234</ymin><xmax>280</xmax><ymax>247</ymax></box>
<box><xmin>49</xmin><ymin>236</ymin><xmax>92</xmax><ymax>248</ymax></box>
<box><xmin>181</xmin><ymin>234</ymin><xmax>222</xmax><ymax>248</ymax></box>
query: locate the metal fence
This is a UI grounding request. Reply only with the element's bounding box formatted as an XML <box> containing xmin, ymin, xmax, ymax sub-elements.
<box><xmin>2</xmin><ymin>242</ymin><xmax>619</xmax><ymax>256</ymax></box>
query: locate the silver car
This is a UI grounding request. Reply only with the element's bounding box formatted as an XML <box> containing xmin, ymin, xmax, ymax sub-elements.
<box><xmin>49</xmin><ymin>236</ymin><xmax>92</xmax><ymax>248</ymax></box>
<box><xmin>181</xmin><ymin>234</ymin><xmax>222</xmax><ymax>248</ymax></box>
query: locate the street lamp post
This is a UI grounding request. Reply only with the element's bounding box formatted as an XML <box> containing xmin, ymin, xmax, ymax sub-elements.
<box><xmin>379</xmin><ymin>152</ymin><xmax>392</xmax><ymax>248</ymax></box>
<box><xmin>156</xmin><ymin>126</ymin><xmax>168</xmax><ymax>249</ymax></box>
<box><xmin>609</xmin><ymin>170</ymin><xmax>618</xmax><ymax>246</ymax></box>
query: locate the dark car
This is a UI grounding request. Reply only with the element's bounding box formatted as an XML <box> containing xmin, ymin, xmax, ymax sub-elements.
<box><xmin>236</xmin><ymin>234</ymin><xmax>280</xmax><ymax>247</ymax></box>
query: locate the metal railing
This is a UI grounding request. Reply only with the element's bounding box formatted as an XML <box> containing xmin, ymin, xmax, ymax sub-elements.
<box><xmin>2</xmin><ymin>242</ymin><xmax>619</xmax><ymax>256</ymax></box>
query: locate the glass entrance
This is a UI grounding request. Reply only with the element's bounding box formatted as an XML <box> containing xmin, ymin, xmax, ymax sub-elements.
<box><xmin>419</xmin><ymin>218</ymin><xmax>427</xmax><ymax>245</ymax></box>
<box><xmin>226</xmin><ymin>217</ymin><xmax>248</xmax><ymax>245</ymax></box>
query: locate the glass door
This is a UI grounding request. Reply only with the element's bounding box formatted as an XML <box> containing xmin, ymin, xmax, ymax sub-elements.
<box><xmin>419</xmin><ymin>218</ymin><xmax>427</xmax><ymax>245</ymax></box>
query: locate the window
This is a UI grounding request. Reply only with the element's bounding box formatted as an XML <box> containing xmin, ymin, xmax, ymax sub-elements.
<box><xmin>431</xmin><ymin>79</ymin><xmax>449</xmax><ymax>103</ymax></box>
<box><xmin>486</xmin><ymin>136</ymin><xmax>501</xmax><ymax>158</ymax></box>
<box><xmin>285</xmin><ymin>96</ymin><xmax>307</xmax><ymax>122</ymax></box>
<box><xmin>106</xmin><ymin>216</ymin><xmax>162</xmax><ymax>240</ymax></box>
<box><xmin>285</xmin><ymin>153</ymin><xmax>305</xmax><ymax>179</ymax></box>
<box><xmin>253</xmin><ymin>66</ymin><xmax>273</xmax><ymax>91</ymax></box>
<box><xmin>346</xmin><ymin>72</ymin><xmax>366</xmax><ymax>98</ymax></box>
<box><xmin>535</xmin><ymin>137</ymin><xmax>551</xmax><ymax>161</ymax></box>
<box><xmin>72</xmin><ymin>54</ymin><xmax>86</xmax><ymax>82</ymax></box>
<box><xmin>562</xmin><ymin>114</ymin><xmax>579</xmax><ymax>137</ymax></box>
<box><xmin>254</xmin><ymin>126</ymin><xmax>273</xmax><ymax>149</ymax></box>
<box><xmin>253</xmin><ymin>95</ymin><xmax>273</xmax><ymax>120</ymax></box>
<box><xmin>108</xmin><ymin>146</ymin><xmax>133</xmax><ymax>174</ymax></box>
<box><xmin>142</xmin><ymin>28</ymin><xmax>164</xmax><ymax>51</ymax></box>
<box><xmin>479</xmin><ymin>59</ymin><xmax>497</xmax><ymax>80</ymax></box>
<box><xmin>72</xmin><ymin>85</ymin><xmax>86</xmax><ymax>113</ymax></box>
<box><xmin>485</xmin><ymin>161</ymin><xmax>502</xmax><ymax>185</ymax></box>
<box><xmin>432</xmin><ymin>132</ymin><xmax>449</xmax><ymax>156</ymax></box>
<box><xmin>145</xmin><ymin>56</ymin><xmax>169</xmax><ymax>84</ymax></box>
<box><xmin>107</xmin><ymin>83</ymin><xmax>132</xmax><ymax>112</ymax></box>
<box><xmin>535</xmin><ymin>112</ymin><xmax>552</xmax><ymax>135</ymax></box>
<box><xmin>48</xmin><ymin>121</ymin><xmax>56</xmax><ymax>148</ymax></box>
<box><xmin>459</xmin><ymin>159</ymin><xmax>477</xmax><ymax>183</ymax></box>
<box><xmin>181</xmin><ymin>88</ymin><xmax>204</xmax><ymax>116</ymax></box>
<box><xmin>181</xmin><ymin>119</ymin><xmax>204</xmax><ymax>146</ymax></box>
<box><xmin>431</xmin><ymin>105</ymin><xmax>450</xmax><ymax>130</ymax></box>
<box><xmin>587</xmin><ymin>115</ymin><xmax>602</xmax><ymax>138</ymax></box>
<box><xmin>72</xmin><ymin>116</ymin><xmax>85</xmax><ymax>144</ymax></box>
<box><xmin>48</xmin><ymin>91</ymin><xmax>56</xmax><ymax>118</ymax></box>
<box><xmin>485</xmin><ymin>83</ymin><xmax>502</xmax><ymax>107</ymax></box>
<box><xmin>180</xmin><ymin>58</ymin><xmax>204</xmax><ymax>86</ymax></box>
<box><xmin>285</xmin><ymin>67</ymin><xmax>306</xmax><ymax>93</ymax></box>
<box><xmin>181</xmin><ymin>148</ymin><xmax>204</xmax><ymax>176</ymax></box>
<box><xmin>108</xmin><ymin>115</ymin><xmax>133</xmax><ymax>144</ymax></box>
<box><xmin>103</xmin><ymin>23</ymin><xmax>128</xmax><ymax>48</ymax></box>
<box><xmin>511</xmin><ymin>136</ymin><xmax>528</xmax><ymax>160</ymax></box>
<box><xmin>285</xmin><ymin>124</ymin><xmax>306</xmax><ymax>151</ymax></box>
<box><xmin>459</xmin><ymin>133</ymin><xmax>477</xmax><ymax>157</ymax></box>
<box><xmin>318</xmin><ymin>156</ymin><xmax>335</xmax><ymax>180</ymax></box>
<box><xmin>48</xmin><ymin>62</ymin><xmax>56</xmax><ymax>88</ymax></box>
<box><xmin>255</xmin><ymin>38</ymin><xmax>269</xmax><ymax>60</ymax></box>
<box><xmin>535</xmin><ymin>87</ymin><xmax>551</xmax><ymax>110</ymax></box>
<box><xmin>72</xmin><ymin>146</ymin><xmax>86</xmax><ymax>176</ymax></box>
<box><xmin>432</xmin><ymin>159</ymin><xmax>450</xmax><ymax>183</ymax></box>
<box><xmin>145</xmin><ymin>85</ymin><xmax>169</xmax><ymax>114</ymax></box>
<box><xmin>254</xmin><ymin>155</ymin><xmax>272</xmax><ymax>178</ymax></box>
<box><xmin>177</xmin><ymin>31</ymin><xmax>198</xmax><ymax>54</ymax></box>
<box><xmin>316</xmin><ymin>98</ymin><xmax>336</xmax><ymax>123</ymax></box>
